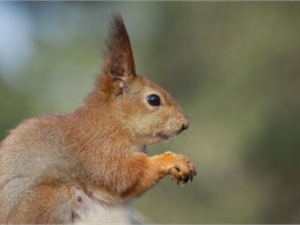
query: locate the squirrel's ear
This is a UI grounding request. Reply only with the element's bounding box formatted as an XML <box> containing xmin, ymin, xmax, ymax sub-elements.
<box><xmin>104</xmin><ymin>14</ymin><xmax>136</xmax><ymax>84</ymax></box>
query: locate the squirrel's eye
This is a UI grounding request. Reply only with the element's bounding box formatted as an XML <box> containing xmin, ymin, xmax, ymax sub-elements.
<box><xmin>147</xmin><ymin>94</ymin><xmax>161</xmax><ymax>106</ymax></box>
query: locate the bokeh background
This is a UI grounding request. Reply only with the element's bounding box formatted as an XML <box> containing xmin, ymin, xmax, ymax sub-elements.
<box><xmin>1</xmin><ymin>2</ymin><xmax>300</xmax><ymax>223</ymax></box>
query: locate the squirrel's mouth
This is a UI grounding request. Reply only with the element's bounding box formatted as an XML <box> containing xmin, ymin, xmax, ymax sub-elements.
<box><xmin>156</xmin><ymin>128</ymin><xmax>183</xmax><ymax>141</ymax></box>
<box><xmin>156</xmin><ymin>132</ymin><xmax>170</xmax><ymax>140</ymax></box>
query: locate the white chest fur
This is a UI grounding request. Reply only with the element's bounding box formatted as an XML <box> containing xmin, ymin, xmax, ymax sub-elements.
<box><xmin>71</xmin><ymin>186</ymin><xmax>140</xmax><ymax>224</ymax></box>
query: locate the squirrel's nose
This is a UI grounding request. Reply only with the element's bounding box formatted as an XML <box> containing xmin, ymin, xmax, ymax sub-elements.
<box><xmin>181</xmin><ymin>122</ymin><xmax>189</xmax><ymax>131</ymax></box>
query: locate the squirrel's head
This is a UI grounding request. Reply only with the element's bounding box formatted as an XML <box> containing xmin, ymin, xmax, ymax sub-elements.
<box><xmin>87</xmin><ymin>14</ymin><xmax>188</xmax><ymax>146</ymax></box>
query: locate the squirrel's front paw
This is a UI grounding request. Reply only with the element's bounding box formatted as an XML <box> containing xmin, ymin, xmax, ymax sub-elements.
<box><xmin>163</xmin><ymin>151</ymin><xmax>197</xmax><ymax>186</ymax></box>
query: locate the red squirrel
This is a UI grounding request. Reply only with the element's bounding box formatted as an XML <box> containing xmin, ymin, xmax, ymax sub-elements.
<box><xmin>0</xmin><ymin>14</ymin><xmax>196</xmax><ymax>224</ymax></box>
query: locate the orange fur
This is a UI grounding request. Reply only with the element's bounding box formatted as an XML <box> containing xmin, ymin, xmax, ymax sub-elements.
<box><xmin>0</xmin><ymin>14</ymin><xmax>196</xmax><ymax>224</ymax></box>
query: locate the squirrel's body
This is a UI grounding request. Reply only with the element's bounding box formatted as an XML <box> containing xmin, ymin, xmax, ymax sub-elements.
<box><xmin>0</xmin><ymin>15</ymin><xmax>196</xmax><ymax>224</ymax></box>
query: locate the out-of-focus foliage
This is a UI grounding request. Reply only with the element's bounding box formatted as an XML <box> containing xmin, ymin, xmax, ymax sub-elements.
<box><xmin>1</xmin><ymin>2</ymin><xmax>300</xmax><ymax>223</ymax></box>
<box><xmin>0</xmin><ymin>76</ymin><xmax>30</xmax><ymax>140</ymax></box>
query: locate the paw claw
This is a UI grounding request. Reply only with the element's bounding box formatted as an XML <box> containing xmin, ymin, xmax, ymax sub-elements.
<box><xmin>164</xmin><ymin>152</ymin><xmax>196</xmax><ymax>187</ymax></box>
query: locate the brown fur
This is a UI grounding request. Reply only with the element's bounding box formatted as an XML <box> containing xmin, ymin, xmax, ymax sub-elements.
<box><xmin>0</xmin><ymin>14</ymin><xmax>196</xmax><ymax>224</ymax></box>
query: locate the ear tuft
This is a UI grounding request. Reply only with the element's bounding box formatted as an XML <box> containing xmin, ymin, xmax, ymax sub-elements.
<box><xmin>104</xmin><ymin>14</ymin><xmax>136</xmax><ymax>82</ymax></box>
<box><xmin>110</xmin><ymin>54</ymin><xmax>126</xmax><ymax>78</ymax></box>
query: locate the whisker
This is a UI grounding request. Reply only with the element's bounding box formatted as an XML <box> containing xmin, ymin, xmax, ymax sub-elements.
<box><xmin>187</xmin><ymin>116</ymin><xmax>203</xmax><ymax>126</ymax></box>
<box><xmin>186</xmin><ymin>129</ymin><xmax>202</xmax><ymax>146</ymax></box>
<box><xmin>153</xmin><ymin>180</ymin><xmax>170</xmax><ymax>203</ymax></box>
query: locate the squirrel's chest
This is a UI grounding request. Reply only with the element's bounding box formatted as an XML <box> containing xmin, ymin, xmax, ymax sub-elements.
<box><xmin>71</xmin><ymin>186</ymin><xmax>130</xmax><ymax>223</ymax></box>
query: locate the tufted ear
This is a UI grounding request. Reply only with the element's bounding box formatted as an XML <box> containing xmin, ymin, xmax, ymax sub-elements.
<box><xmin>103</xmin><ymin>14</ymin><xmax>136</xmax><ymax>85</ymax></box>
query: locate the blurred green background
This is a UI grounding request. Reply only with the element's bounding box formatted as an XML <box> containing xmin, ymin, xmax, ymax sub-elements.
<box><xmin>1</xmin><ymin>2</ymin><xmax>300</xmax><ymax>223</ymax></box>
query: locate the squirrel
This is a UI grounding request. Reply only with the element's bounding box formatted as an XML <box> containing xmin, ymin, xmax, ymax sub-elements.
<box><xmin>0</xmin><ymin>14</ymin><xmax>196</xmax><ymax>224</ymax></box>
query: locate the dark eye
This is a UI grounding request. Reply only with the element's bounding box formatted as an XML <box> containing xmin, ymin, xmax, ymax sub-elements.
<box><xmin>147</xmin><ymin>94</ymin><xmax>161</xmax><ymax>106</ymax></box>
